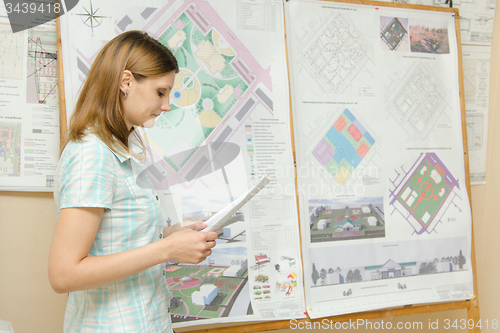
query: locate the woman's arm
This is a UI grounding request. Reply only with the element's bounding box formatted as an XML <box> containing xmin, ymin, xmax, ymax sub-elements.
<box><xmin>48</xmin><ymin>207</ymin><xmax>217</xmax><ymax>294</ymax></box>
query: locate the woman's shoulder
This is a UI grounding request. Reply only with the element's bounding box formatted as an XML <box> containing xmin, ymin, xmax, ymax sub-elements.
<box><xmin>61</xmin><ymin>133</ymin><xmax>116</xmax><ymax>164</ymax></box>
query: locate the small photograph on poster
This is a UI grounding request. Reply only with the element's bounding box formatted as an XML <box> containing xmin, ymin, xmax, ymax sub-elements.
<box><xmin>308</xmin><ymin>197</ymin><xmax>385</xmax><ymax>243</ymax></box>
<box><xmin>409</xmin><ymin>19</ymin><xmax>450</xmax><ymax>54</ymax></box>
<box><xmin>380</xmin><ymin>16</ymin><xmax>409</xmax><ymax>52</ymax></box>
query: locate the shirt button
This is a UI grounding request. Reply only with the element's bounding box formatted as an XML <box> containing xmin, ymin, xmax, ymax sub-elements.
<box><xmin>156</xmin><ymin>195</ymin><xmax>159</xmax><ymax>200</ymax></box>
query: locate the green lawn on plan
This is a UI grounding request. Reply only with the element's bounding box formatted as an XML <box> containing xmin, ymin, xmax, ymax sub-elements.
<box><xmin>167</xmin><ymin>265</ymin><xmax>247</xmax><ymax>318</ymax></box>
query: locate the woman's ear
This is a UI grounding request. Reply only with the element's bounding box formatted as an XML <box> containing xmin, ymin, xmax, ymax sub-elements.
<box><xmin>120</xmin><ymin>70</ymin><xmax>133</xmax><ymax>93</ymax></box>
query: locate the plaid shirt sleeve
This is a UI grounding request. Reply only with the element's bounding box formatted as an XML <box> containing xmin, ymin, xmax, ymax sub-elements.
<box><xmin>57</xmin><ymin>138</ymin><xmax>117</xmax><ymax>210</ymax></box>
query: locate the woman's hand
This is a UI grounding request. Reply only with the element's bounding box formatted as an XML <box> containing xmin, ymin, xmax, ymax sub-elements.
<box><xmin>162</xmin><ymin>221</ymin><xmax>207</xmax><ymax>237</ymax></box>
<box><xmin>161</xmin><ymin>228</ymin><xmax>218</xmax><ymax>264</ymax></box>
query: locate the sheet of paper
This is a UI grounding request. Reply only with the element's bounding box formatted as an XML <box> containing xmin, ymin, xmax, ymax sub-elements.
<box><xmin>203</xmin><ymin>176</ymin><xmax>271</xmax><ymax>232</ymax></box>
<box><xmin>462</xmin><ymin>45</ymin><xmax>491</xmax><ymax>185</ymax></box>
<box><xmin>286</xmin><ymin>0</ymin><xmax>473</xmax><ymax>319</ymax></box>
<box><xmin>0</xmin><ymin>9</ymin><xmax>59</xmax><ymax>191</ymax></box>
<box><xmin>60</xmin><ymin>0</ymin><xmax>305</xmax><ymax>327</ymax></box>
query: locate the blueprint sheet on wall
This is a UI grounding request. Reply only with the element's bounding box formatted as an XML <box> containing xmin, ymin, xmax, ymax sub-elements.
<box><xmin>60</xmin><ymin>0</ymin><xmax>305</xmax><ymax>327</ymax></box>
<box><xmin>285</xmin><ymin>0</ymin><xmax>474</xmax><ymax>319</ymax></box>
<box><xmin>379</xmin><ymin>0</ymin><xmax>496</xmax><ymax>185</ymax></box>
<box><xmin>0</xmin><ymin>8</ymin><xmax>59</xmax><ymax>191</ymax></box>
<box><xmin>462</xmin><ymin>45</ymin><xmax>491</xmax><ymax>184</ymax></box>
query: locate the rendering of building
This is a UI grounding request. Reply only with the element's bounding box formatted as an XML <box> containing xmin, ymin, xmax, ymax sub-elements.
<box><xmin>191</xmin><ymin>284</ymin><xmax>218</xmax><ymax>306</ymax></box>
<box><xmin>222</xmin><ymin>221</ymin><xmax>245</xmax><ymax>238</ymax></box>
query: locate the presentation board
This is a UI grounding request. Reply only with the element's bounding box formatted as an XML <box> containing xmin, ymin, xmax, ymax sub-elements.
<box><xmin>56</xmin><ymin>0</ymin><xmax>475</xmax><ymax>329</ymax></box>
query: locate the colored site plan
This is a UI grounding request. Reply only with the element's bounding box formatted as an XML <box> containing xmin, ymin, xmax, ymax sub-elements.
<box><xmin>313</xmin><ymin>109</ymin><xmax>375</xmax><ymax>185</ymax></box>
<box><xmin>389</xmin><ymin>153</ymin><xmax>461</xmax><ymax>235</ymax></box>
<box><xmin>309</xmin><ymin>198</ymin><xmax>385</xmax><ymax>242</ymax></box>
<box><xmin>0</xmin><ymin>123</ymin><xmax>21</xmax><ymax>177</ymax></box>
<box><xmin>143</xmin><ymin>1</ymin><xmax>274</xmax><ymax>177</ymax></box>
<box><xmin>380</xmin><ymin>17</ymin><xmax>408</xmax><ymax>51</ymax></box>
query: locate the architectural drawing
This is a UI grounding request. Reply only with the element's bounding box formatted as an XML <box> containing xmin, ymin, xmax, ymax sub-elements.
<box><xmin>0</xmin><ymin>122</ymin><xmax>21</xmax><ymax>176</ymax></box>
<box><xmin>309</xmin><ymin>197</ymin><xmax>385</xmax><ymax>242</ymax></box>
<box><xmin>0</xmin><ymin>23</ymin><xmax>23</xmax><ymax>79</ymax></box>
<box><xmin>380</xmin><ymin>17</ymin><xmax>409</xmax><ymax>52</ymax></box>
<box><xmin>385</xmin><ymin>63</ymin><xmax>450</xmax><ymax>140</ymax></box>
<box><xmin>389</xmin><ymin>153</ymin><xmax>462</xmax><ymax>235</ymax></box>
<box><xmin>165</xmin><ymin>247</ymin><xmax>250</xmax><ymax>323</ymax></box>
<box><xmin>26</xmin><ymin>27</ymin><xmax>58</xmax><ymax>104</ymax></box>
<box><xmin>290</xmin><ymin>10</ymin><xmax>376</xmax><ymax>95</ymax></box>
<box><xmin>312</xmin><ymin>108</ymin><xmax>376</xmax><ymax>185</ymax></box>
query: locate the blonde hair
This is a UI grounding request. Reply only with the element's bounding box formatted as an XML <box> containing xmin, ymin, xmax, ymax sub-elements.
<box><xmin>67</xmin><ymin>30</ymin><xmax>179</xmax><ymax>155</ymax></box>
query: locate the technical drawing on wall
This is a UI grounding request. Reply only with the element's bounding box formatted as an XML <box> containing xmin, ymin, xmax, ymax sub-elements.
<box><xmin>26</xmin><ymin>26</ymin><xmax>58</xmax><ymax>105</ymax></box>
<box><xmin>380</xmin><ymin>16</ymin><xmax>409</xmax><ymax>52</ymax></box>
<box><xmin>312</xmin><ymin>108</ymin><xmax>377</xmax><ymax>186</ymax></box>
<box><xmin>140</xmin><ymin>1</ymin><xmax>275</xmax><ymax>188</ymax></box>
<box><xmin>310</xmin><ymin>249</ymin><xmax>468</xmax><ymax>287</ymax></box>
<box><xmin>385</xmin><ymin>63</ymin><xmax>452</xmax><ymax>141</ymax></box>
<box><xmin>289</xmin><ymin>9</ymin><xmax>376</xmax><ymax>96</ymax></box>
<box><xmin>0</xmin><ymin>23</ymin><xmax>23</xmax><ymax>79</ymax></box>
<box><xmin>164</xmin><ymin>247</ymin><xmax>250</xmax><ymax>323</ymax></box>
<box><xmin>309</xmin><ymin>197</ymin><xmax>385</xmax><ymax>242</ymax></box>
<box><xmin>389</xmin><ymin>153</ymin><xmax>462</xmax><ymax>235</ymax></box>
<box><xmin>0</xmin><ymin>122</ymin><xmax>21</xmax><ymax>176</ymax></box>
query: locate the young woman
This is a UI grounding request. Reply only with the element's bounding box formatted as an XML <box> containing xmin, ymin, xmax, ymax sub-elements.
<box><xmin>48</xmin><ymin>30</ymin><xmax>218</xmax><ymax>332</ymax></box>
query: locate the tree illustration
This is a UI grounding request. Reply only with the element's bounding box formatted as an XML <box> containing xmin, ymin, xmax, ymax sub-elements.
<box><xmin>353</xmin><ymin>269</ymin><xmax>362</xmax><ymax>282</ymax></box>
<box><xmin>458</xmin><ymin>250</ymin><xmax>466</xmax><ymax>269</ymax></box>
<box><xmin>312</xmin><ymin>264</ymin><xmax>320</xmax><ymax>286</ymax></box>
<box><xmin>346</xmin><ymin>270</ymin><xmax>354</xmax><ymax>283</ymax></box>
<box><xmin>320</xmin><ymin>268</ymin><xmax>327</xmax><ymax>280</ymax></box>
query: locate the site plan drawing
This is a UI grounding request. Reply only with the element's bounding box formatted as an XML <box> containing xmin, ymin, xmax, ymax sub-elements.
<box><xmin>60</xmin><ymin>0</ymin><xmax>304</xmax><ymax>327</ymax></box>
<box><xmin>286</xmin><ymin>0</ymin><xmax>473</xmax><ymax>319</ymax></box>
<box><xmin>389</xmin><ymin>153</ymin><xmax>462</xmax><ymax>235</ymax></box>
<box><xmin>313</xmin><ymin>108</ymin><xmax>376</xmax><ymax>186</ymax></box>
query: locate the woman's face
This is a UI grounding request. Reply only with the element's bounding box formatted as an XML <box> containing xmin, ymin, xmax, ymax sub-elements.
<box><xmin>122</xmin><ymin>71</ymin><xmax>176</xmax><ymax>130</ymax></box>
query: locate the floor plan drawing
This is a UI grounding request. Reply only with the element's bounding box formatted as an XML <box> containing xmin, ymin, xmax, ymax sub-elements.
<box><xmin>389</xmin><ymin>153</ymin><xmax>462</xmax><ymax>235</ymax></box>
<box><xmin>385</xmin><ymin>63</ymin><xmax>451</xmax><ymax>141</ymax></box>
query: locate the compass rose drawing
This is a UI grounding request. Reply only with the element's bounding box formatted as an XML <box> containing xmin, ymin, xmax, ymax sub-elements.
<box><xmin>75</xmin><ymin>0</ymin><xmax>110</xmax><ymax>36</ymax></box>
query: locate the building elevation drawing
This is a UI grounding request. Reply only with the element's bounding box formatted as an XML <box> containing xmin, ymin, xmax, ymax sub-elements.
<box><xmin>313</xmin><ymin>108</ymin><xmax>375</xmax><ymax>185</ymax></box>
<box><xmin>389</xmin><ymin>153</ymin><xmax>462</xmax><ymax>235</ymax></box>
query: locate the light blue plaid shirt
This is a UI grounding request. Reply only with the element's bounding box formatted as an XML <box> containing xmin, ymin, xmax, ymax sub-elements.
<box><xmin>54</xmin><ymin>133</ymin><xmax>172</xmax><ymax>333</ymax></box>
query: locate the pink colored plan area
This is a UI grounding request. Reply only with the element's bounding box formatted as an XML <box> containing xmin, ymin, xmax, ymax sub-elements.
<box><xmin>334</xmin><ymin>115</ymin><xmax>348</xmax><ymax>132</ymax></box>
<box><xmin>356</xmin><ymin>141</ymin><xmax>370</xmax><ymax>158</ymax></box>
<box><xmin>348</xmin><ymin>124</ymin><xmax>362</xmax><ymax>142</ymax></box>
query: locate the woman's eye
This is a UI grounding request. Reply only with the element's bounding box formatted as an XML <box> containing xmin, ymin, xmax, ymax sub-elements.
<box><xmin>158</xmin><ymin>92</ymin><xmax>164</xmax><ymax>97</ymax></box>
